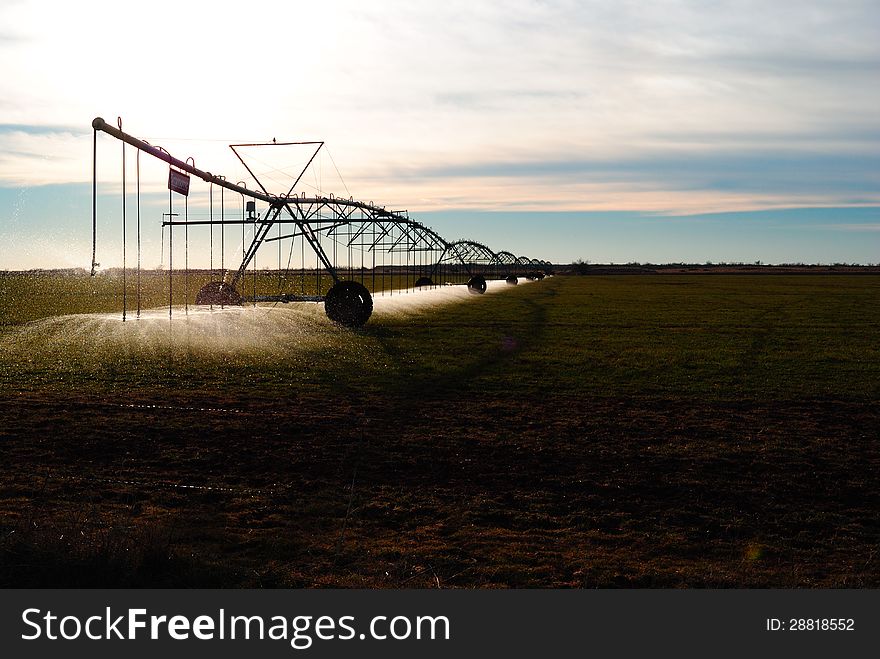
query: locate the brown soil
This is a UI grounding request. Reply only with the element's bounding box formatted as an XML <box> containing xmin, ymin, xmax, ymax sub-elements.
<box><xmin>2</xmin><ymin>389</ymin><xmax>877</xmax><ymax>588</ymax></box>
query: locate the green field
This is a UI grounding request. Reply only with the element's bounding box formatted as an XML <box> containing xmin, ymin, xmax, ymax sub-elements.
<box><xmin>1</xmin><ymin>273</ymin><xmax>878</xmax><ymax>587</ymax></box>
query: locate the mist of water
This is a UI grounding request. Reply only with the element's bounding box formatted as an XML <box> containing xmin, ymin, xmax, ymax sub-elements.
<box><xmin>372</xmin><ymin>278</ymin><xmax>526</xmax><ymax>318</ymax></box>
<box><xmin>0</xmin><ymin>278</ymin><xmax>530</xmax><ymax>362</ymax></box>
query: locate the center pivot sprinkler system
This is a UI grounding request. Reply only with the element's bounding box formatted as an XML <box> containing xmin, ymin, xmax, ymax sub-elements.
<box><xmin>91</xmin><ymin>117</ymin><xmax>551</xmax><ymax>326</ymax></box>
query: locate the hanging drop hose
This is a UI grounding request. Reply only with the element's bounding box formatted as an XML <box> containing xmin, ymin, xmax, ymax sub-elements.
<box><xmin>184</xmin><ymin>193</ymin><xmax>189</xmax><ymax>315</ymax></box>
<box><xmin>91</xmin><ymin>129</ymin><xmax>97</xmax><ymax>276</ymax></box>
<box><xmin>185</xmin><ymin>157</ymin><xmax>195</xmax><ymax>316</ymax></box>
<box><xmin>136</xmin><ymin>149</ymin><xmax>141</xmax><ymax>318</ymax></box>
<box><xmin>168</xmin><ymin>184</ymin><xmax>173</xmax><ymax>318</ymax></box>
<box><xmin>220</xmin><ymin>178</ymin><xmax>225</xmax><ymax>288</ymax></box>
<box><xmin>120</xmin><ymin>117</ymin><xmax>126</xmax><ymax>322</ymax></box>
<box><xmin>209</xmin><ymin>182</ymin><xmax>214</xmax><ymax>307</ymax></box>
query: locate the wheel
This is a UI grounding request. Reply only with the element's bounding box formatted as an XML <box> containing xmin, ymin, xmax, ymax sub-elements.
<box><xmin>467</xmin><ymin>275</ymin><xmax>487</xmax><ymax>294</ymax></box>
<box><xmin>414</xmin><ymin>276</ymin><xmax>434</xmax><ymax>288</ymax></box>
<box><xmin>195</xmin><ymin>281</ymin><xmax>242</xmax><ymax>306</ymax></box>
<box><xmin>324</xmin><ymin>281</ymin><xmax>373</xmax><ymax>327</ymax></box>
<box><xmin>505</xmin><ymin>275</ymin><xmax>518</xmax><ymax>285</ymax></box>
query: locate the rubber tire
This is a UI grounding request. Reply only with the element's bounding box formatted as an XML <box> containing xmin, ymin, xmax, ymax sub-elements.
<box><xmin>505</xmin><ymin>275</ymin><xmax>518</xmax><ymax>285</ymax></box>
<box><xmin>467</xmin><ymin>275</ymin><xmax>487</xmax><ymax>295</ymax></box>
<box><xmin>414</xmin><ymin>276</ymin><xmax>434</xmax><ymax>288</ymax></box>
<box><xmin>324</xmin><ymin>281</ymin><xmax>373</xmax><ymax>327</ymax></box>
<box><xmin>195</xmin><ymin>281</ymin><xmax>242</xmax><ymax>306</ymax></box>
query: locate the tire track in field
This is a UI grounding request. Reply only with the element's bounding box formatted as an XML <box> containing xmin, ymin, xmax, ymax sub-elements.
<box><xmin>735</xmin><ymin>296</ymin><xmax>812</xmax><ymax>378</ymax></box>
<box><xmin>697</xmin><ymin>286</ymin><xmax>811</xmax><ymax>376</ymax></box>
<box><xmin>368</xmin><ymin>282</ymin><xmax>554</xmax><ymax>398</ymax></box>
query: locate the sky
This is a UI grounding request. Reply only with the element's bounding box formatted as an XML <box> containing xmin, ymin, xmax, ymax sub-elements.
<box><xmin>1</xmin><ymin>0</ymin><xmax>879</xmax><ymax>268</ymax></box>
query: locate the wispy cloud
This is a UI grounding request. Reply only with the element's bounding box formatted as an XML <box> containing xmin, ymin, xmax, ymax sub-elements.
<box><xmin>0</xmin><ymin>123</ymin><xmax>86</xmax><ymax>136</ymax></box>
<box><xmin>815</xmin><ymin>223</ymin><xmax>880</xmax><ymax>232</ymax></box>
<box><xmin>358</xmin><ymin>150</ymin><xmax>880</xmax><ymax>213</ymax></box>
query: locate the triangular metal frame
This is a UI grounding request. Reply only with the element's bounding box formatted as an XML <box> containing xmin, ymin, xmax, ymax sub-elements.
<box><xmin>229</xmin><ymin>141</ymin><xmax>324</xmax><ymax>197</ymax></box>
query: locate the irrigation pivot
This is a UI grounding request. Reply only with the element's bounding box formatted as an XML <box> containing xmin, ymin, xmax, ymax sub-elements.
<box><xmin>91</xmin><ymin>117</ymin><xmax>551</xmax><ymax>326</ymax></box>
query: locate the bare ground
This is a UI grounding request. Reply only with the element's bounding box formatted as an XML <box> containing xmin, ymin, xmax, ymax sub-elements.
<box><xmin>2</xmin><ymin>388</ymin><xmax>878</xmax><ymax>587</ymax></box>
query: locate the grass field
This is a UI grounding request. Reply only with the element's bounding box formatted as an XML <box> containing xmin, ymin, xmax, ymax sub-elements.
<box><xmin>1</xmin><ymin>272</ymin><xmax>878</xmax><ymax>587</ymax></box>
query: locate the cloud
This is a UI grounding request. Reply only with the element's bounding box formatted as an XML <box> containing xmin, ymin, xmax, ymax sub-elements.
<box><xmin>0</xmin><ymin>127</ymin><xmax>92</xmax><ymax>186</ymax></box>
<box><xmin>362</xmin><ymin>150</ymin><xmax>880</xmax><ymax>214</ymax></box>
<box><xmin>817</xmin><ymin>223</ymin><xmax>880</xmax><ymax>232</ymax></box>
<box><xmin>0</xmin><ymin>32</ymin><xmax>23</xmax><ymax>44</ymax></box>
<box><xmin>0</xmin><ymin>123</ymin><xmax>86</xmax><ymax>136</ymax></box>
<box><xmin>0</xmin><ymin>0</ymin><xmax>878</xmax><ymax>216</ymax></box>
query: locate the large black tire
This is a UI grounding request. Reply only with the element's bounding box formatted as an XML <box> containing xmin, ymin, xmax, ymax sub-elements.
<box><xmin>195</xmin><ymin>281</ymin><xmax>242</xmax><ymax>306</ymax></box>
<box><xmin>467</xmin><ymin>275</ymin><xmax>487</xmax><ymax>295</ymax></box>
<box><xmin>505</xmin><ymin>275</ymin><xmax>518</xmax><ymax>285</ymax></box>
<box><xmin>414</xmin><ymin>276</ymin><xmax>434</xmax><ymax>288</ymax></box>
<box><xmin>324</xmin><ymin>281</ymin><xmax>373</xmax><ymax>327</ymax></box>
